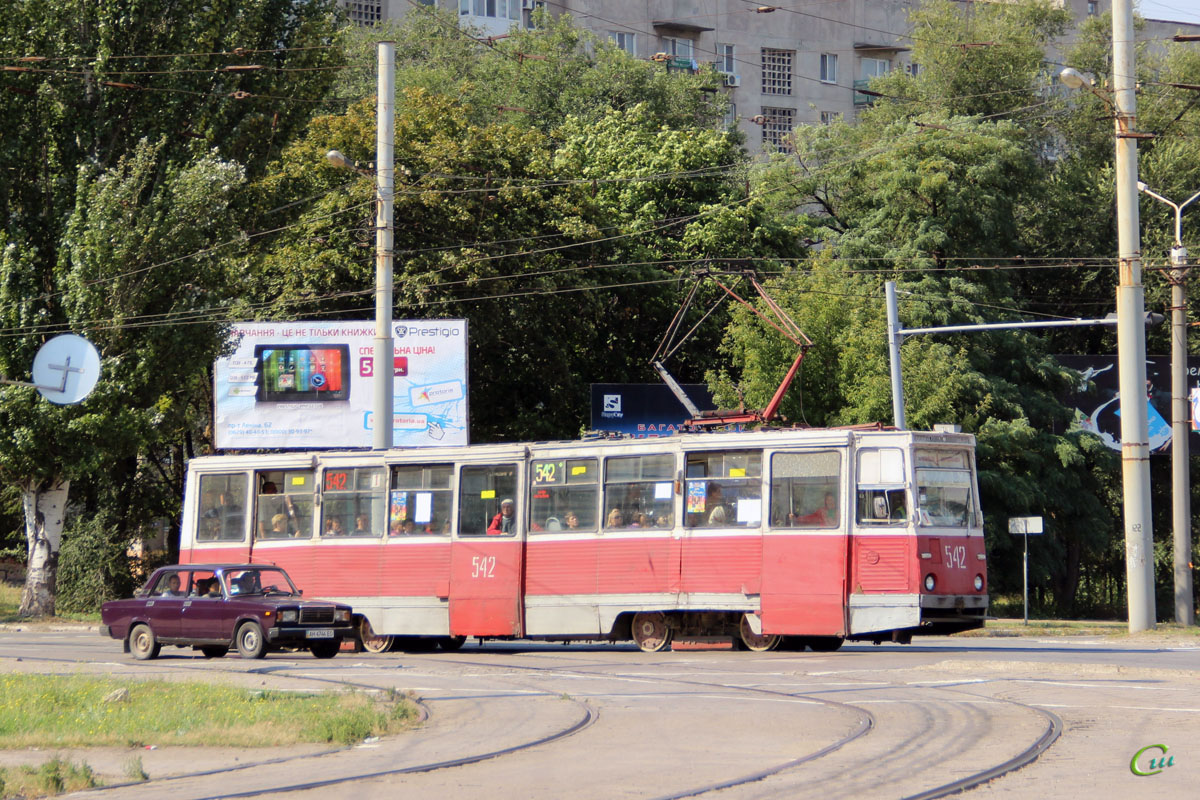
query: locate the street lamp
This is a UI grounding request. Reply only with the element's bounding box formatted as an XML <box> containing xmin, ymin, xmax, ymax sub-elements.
<box><xmin>1059</xmin><ymin>45</ymin><xmax>1156</xmax><ymax>631</ymax></box>
<box><xmin>326</xmin><ymin>41</ymin><xmax>395</xmax><ymax>451</ymax></box>
<box><xmin>1138</xmin><ymin>180</ymin><xmax>1200</xmax><ymax>626</ymax></box>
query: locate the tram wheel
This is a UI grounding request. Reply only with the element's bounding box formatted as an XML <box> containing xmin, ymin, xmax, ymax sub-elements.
<box><xmin>358</xmin><ymin>617</ymin><xmax>394</xmax><ymax>654</ymax></box>
<box><xmin>807</xmin><ymin>636</ymin><xmax>845</xmax><ymax>652</ymax></box>
<box><xmin>738</xmin><ymin>614</ymin><xmax>781</xmax><ymax>652</ymax></box>
<box><xmin>631</xmin><ymin>612</ymin><xmax>671</xmax><ymax>653</ymax></box>
<box><xmin>438</xmin><ymin>635</ymin><xmax>467</xmax><ymax>651</ymax></box>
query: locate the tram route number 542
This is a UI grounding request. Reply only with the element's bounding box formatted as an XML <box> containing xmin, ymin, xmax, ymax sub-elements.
<box><xmin>472</xmin><ymin>555</ymin><xmax>496</xmax><ymax>578</ymax></box>
<box><xmin>944</xmin><ymin>545</ymin><xmax>966</xmax><ymax>569</ymax></box>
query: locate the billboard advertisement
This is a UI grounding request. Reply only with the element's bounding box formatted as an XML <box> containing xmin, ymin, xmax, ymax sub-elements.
<box><xmin>1057</xmin><ymin>354</ymin><xmax>1200</xmax><ymax>454</ymax></box>
<box><xmin>215</xmin><ymin>320</ymin><xmax>468</xmax><ymax>449</ymax></box>
<box><xmin>590</xmin><ymin>383</ymin><xmax>718</xmax><ymax>437</ymax></box>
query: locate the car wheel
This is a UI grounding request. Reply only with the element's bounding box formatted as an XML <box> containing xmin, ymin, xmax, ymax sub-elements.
<box><xmin>200</xmin><ymin>646</ymin><xmax>228</xmax><ymax>659</ymax></box>
<box><xmin>129</xmin><ymin>623</ymin><xmax>161</xmax><ymax>661</ymax></box>
<box><xmin>438</xmin><ymin>635</ymin><xmax>467</xmax><ymax>652</ymax></box>
<box><xmin>236</xmin><ymin>621</ymin><xmax>267</xmax><ymax>659</ymax></box>
<box><xmin>310</xmin><ymin>641</ymin><xmax>339</xmax><ymax>659</ymax></box>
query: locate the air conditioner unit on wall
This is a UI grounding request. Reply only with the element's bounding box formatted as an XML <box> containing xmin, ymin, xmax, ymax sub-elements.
<box><xmin>724</xmin><ymin>74</ymin><xmax>741</xmax><ymax>88</ymax></box>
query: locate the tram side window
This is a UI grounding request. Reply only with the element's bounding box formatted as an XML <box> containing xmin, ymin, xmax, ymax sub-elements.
<box><xmin>530</xmin><ymin>458</ymin><xmax>598</xmax><ymax>532</ymax></box>
<box><xmin>459</xmin><ymin>464</ymin><xmax>519</xmax><ymax>536</ymax></box>
<box><xmin>685</xmin><ymin>450</ymin><xmax>762</xmax><ymax>528</ymax></box>
<box><xmin>603</xmin><ymin>454</ymin><xmax>675</xmax><ymax>529</ymax></box>
<box><xmin>770</xmin><ymin>451</ymin><xmax>841</xmax><ymax>528</ymax></box>
<box><xmin>856</xmin><ymin>448</ymin><xmax>907</xmax><ymax>525</ymax></box>
<box><xmin>390</xmin><ymin>464</ymin><xmax>453</xmax><ymax>535</ymax></box>
<box><xmin>321</xmin><ymin>467</ymin><xmax>386</xmax><ymax>536</ymax></box>
<box><xmin>914</xmin><ymin>449</ymin><xmax>973</xmax><ymax>527</ymax></box>
<box><xmin>197</xmin><ymin>474</ymin><xmax>248</xmax><ymax>542</ymax></box>
<box><xmin>255</xmin><ymin>470</ymin><xmax>314</xmax><ymax>539</ymax></box>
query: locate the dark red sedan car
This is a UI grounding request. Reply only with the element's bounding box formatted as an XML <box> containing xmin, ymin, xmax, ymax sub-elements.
<box><xmin>101</xmin><ymin>564</ymin><xmax>354</xmax><ymax>660</ymax></box>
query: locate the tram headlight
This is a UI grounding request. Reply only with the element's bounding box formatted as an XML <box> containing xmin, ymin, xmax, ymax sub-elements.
<box><xmin>974</xmin><ymin>574</ymin><xmax>984</xmax><ymax>592</ymax></box>
<box><xmin>923</xmin><ymin>574</ymin><xmax>936</xmax><ymax>592</ymax></box>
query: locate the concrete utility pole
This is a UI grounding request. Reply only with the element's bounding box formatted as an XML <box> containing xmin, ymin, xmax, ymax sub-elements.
<box><xmin>1138</xmin><ymin>181</ymin><xmax>1200</xmax><ymax>626</ymax></box>
<box><xmin>1112</xmin><ymin>0</ymin><xmax>1156</xmax><ymax>632</ymax></box>
<box><xmin>374</xmin><ymin>41</ymin><xmax>396</xmax><ymax>450</ymax></box>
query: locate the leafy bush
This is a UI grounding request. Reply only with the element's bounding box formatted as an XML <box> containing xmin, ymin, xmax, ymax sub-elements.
<box><xmin>56</xmin><ymin>515</ymin><xmax>138</xmax><ymax>614</ymax></box>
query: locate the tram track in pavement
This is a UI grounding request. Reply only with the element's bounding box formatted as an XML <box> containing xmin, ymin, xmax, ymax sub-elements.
<box><xmin>4</xmin><ymin>640</ymin><xmax>1060</xmax><ymax>799</ymax></box>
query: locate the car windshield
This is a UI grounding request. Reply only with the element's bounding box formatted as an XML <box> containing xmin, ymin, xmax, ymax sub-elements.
<box><xmin>224</xmin><ymin>567</ymin><xmax>298</xmax><ymax>597</ymax></box>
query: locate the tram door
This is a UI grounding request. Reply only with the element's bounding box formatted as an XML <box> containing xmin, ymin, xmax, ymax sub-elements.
<box><xmin>449</xmin><ymin>463</ymin><xmax>524</xmax><ymax>637</ymax></box>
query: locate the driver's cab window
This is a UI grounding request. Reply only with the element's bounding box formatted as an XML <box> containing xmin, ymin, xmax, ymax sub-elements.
<box><xmin>856</xmin><ymin>448</ymin><xmax>907</xmax><ymax>525</ymax></box>
<box><xmin>458</xmin><ymin>464</ymin><xmax>518</xmax><ymax>536</ymax></box>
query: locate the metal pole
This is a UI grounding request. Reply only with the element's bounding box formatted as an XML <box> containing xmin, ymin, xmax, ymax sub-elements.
<box><xmin>1169</xmin><ymin>265</ymin><xmax>1194</xmax><ymax>624</ymax></box>
<box><xmin>1023</xmin><ymin>529</ymin><xmax>1029</xmax><ymax>625</ymax></box>
<box><xmin>373</xmin><ymin>41</ymin><xmax>395</xmax><ymax>451</ymax></box>
<box><xmin>885</xmin><ymin>281</ymin><xmax>906</xmax><ymax>430</ymax></box>
<box><xmin>1112</xmin><ymin>0</ymin><xmax>1155</xmax><ymax>632</ymax></box>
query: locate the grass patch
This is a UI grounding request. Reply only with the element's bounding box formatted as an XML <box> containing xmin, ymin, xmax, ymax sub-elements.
<box><xmin>0</xmin><ymin>674</ymin><xmax>418</xmax><ymax>749</ymax></box>
<box><xmin>0</xmin><ymin>580</ymin><xmax>109</xmax><ymax>624</ymax></box>
<box><xmin>0</xmin><ymin>757</ymin><xmax>101</xmax><ymax>798</ymax></box>
<box><xmin>958</xmin><ymin>618</ymin><xmax>1200</xmax><ymax>638</ymax></box>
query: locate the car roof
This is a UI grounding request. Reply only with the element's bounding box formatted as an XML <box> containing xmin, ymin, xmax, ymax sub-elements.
<box><xmin>159</xmin><ymin>564</ymin><xmax>276</xmax><ymax>572</ymax></box>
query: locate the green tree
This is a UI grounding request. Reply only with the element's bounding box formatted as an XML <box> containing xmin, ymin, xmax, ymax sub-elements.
<box><xmin>0</xmin><ymin>0</ymin><xmax>340</xmax><ymax>615</ymax></box>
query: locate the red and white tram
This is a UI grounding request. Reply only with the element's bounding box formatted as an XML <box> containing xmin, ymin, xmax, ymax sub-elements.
<box><xmin>179</xmin><ymin>427</ymin><xmax>987</xmax><ymax>652</ymax></box>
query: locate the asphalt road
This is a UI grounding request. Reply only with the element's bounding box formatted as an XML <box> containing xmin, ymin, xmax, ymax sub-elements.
<box><xmin>2</xmin><ymin>628</ymin><xmax>1198</xmax><ymax>799</ymax></box>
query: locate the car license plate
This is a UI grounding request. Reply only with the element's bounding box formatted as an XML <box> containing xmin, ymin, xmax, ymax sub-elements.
<box><xmin>306</xmin><ymin>628</ymin><xmax>334</xmax><ymax>639</ymax></box>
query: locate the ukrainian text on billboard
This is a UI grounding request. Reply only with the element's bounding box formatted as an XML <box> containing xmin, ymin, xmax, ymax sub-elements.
<box><xmin>214</xmin><ymin>321</ymin><xmax>468</xmax><ymax>449</ymax></box>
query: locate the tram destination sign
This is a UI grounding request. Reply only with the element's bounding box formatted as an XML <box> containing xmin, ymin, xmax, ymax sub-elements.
<box><xmin>214</xmin><ymin>320</ymin><xmax>468</xmax><ymax>449</ymax></box>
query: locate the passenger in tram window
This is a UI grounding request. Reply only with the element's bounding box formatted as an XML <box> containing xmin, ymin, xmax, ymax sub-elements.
<box><xmin>487</xmin><ymin>499</ymin><xmax>516</xmax><ymax>535</ymax></box>
<box><xmin>354</xmin><ymin>514</ymin><xmax>371</xmax><ymax>534</ymax></box>
<box><xmin>324</xmin><ymin>517</ymin><xmax>346</xmax><ymax>536</ymax></box>
<box><xmin>605</xmin><ymin>507</ymin><xmax>624</xmax><ymax>529</ymax></box>
<box><xmin>656</xmin><ymin>513</ymin><xmax>673</xmax><ymax>528</ymax></box>
<box><xmin>798</xmin><ymin>492</ymin><xmax>838</xmax><ymax>527</ymax></box>
<box><xmin>631</xmin><ymin>512</ymin><xmax>650</xmax><ymax>528</ymax></box>
<box><xmin>401</xmin><ymin>519</ymin><xmax>417</xmax><ymax>535</ymax></box>
<box><xmin>260</xmin><ymin>480</ymin><xmax>278</xmax><ymax>495</ymax></box>
<box><xmin>270</xmin><ymin>513</ymin><xmax>289</xmax><ymax>537</ymax></box>
<box><xmin>706</xmin><ymin>483</ymin><xmax>729</xmax><ymax>526</ymax></box>
<box><xmin>564</xmin><ymin>510</ymin><xmax>580</xmax><ymax>530</ymax></box>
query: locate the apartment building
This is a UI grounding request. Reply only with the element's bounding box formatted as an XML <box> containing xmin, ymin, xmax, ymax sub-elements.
<box><xmin>346</xmin><ymin>1</ymin><xmax>1198</xmax><ymax>152</ymax></box>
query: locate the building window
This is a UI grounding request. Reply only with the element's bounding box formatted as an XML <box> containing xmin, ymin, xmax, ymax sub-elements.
<box><xmin>761</xmin><ymin>106</ymin><xmax>795</xmax><ymax>152</ymax></box>
<box><xmin>462</xmin><ymin>0</ymin><xmax>520</xmax><ymax>19</ymax></box>
<box><xmin>344</xmin><ymin>0</ymin><xmax>382</xmax><ymax>25</ymax></box>
<box><xmin>762</xmin><ymin>48</ymin><xmax>794</xmax><ymax>95</ymax></box>
<box><xmin>905</xmin><ymin>61</ymin><xmax>920</xmax><ymax>77</ymax></box>
<box><xmin>609</xmin><ymin>31</ymin><xmax>636</xmax><ymax>54</ymax></box>
<box><xmin>820</xmin><ymin>110</ymin><xmax>841</xmax><ymax>125</ymax></box>
<box><xmin>724</xmin><ymin>102</ymin><xmax>737</xmax><ymax>129</ymax></box>
<box><xmin>717</xmin><ymin>43</ymin><xmax>735</xmax><ymax>73</ymax></box>
<box><xmin>861</xmin><ymin>57</ymin><xmax>891</xmax><ymax>79</ymax></box>
<box><xmin>820</xmin><ymin>53</ymin><xmax>837</xmax><ymax>84</ymax></box>
<box><xmin>662</xmin><ymin>36</ymin><xmax>694</xmax><ymax>59</ymax></box>
<box><xmin>1087</xmin><ymin>0</ymin><xmax>1097</xmax><ymax>14</ymax></box>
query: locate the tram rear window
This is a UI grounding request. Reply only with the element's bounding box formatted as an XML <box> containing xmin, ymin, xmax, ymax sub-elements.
<box><xmin>255</xmin><ymin>470</ymin><xmax>314</xmax><ymax>539</ymax></box>
<box><xmin>197</xmin><ymin>473</ymin><xmax>248</xmax><ymax>542</ymax></box>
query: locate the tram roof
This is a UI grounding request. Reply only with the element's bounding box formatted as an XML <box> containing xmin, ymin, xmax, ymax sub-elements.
<box><xmin>188</xmin><ymin>426</ymin><xmax>974</xmax><ymax>472</ymax></box>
